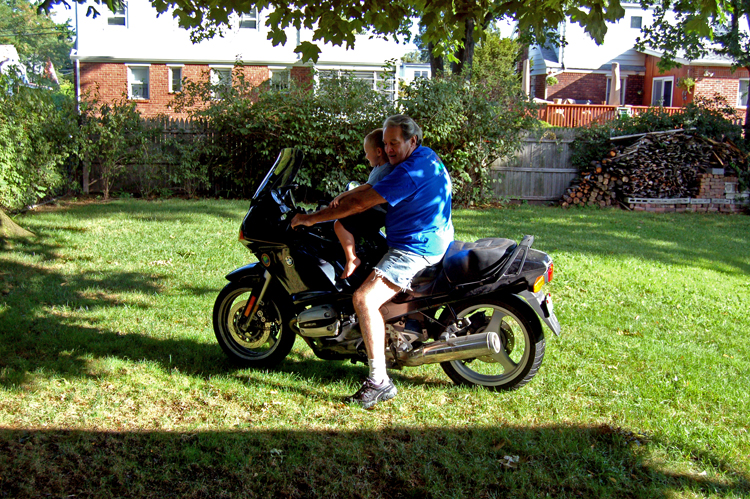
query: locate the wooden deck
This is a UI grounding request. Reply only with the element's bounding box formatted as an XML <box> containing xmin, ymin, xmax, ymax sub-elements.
<box><xmin>537</xmin><ymin>104</ymin><xmax>684</xmax><ymax>128</ymax></box>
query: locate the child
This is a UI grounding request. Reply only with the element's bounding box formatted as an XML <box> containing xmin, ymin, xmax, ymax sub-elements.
<box><xmin>330</xmin><ymin>129</ymin><xmax>394</xmax><ymax>279</ymax></box>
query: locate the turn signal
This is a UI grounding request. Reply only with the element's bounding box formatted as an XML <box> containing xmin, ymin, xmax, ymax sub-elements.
<box><xmin>533</xmin><ymin>275</ymin><xmax>545</xmax><ymax>293</ymax></box>
<box><xmin>547</xmin><ymin>262</ymin><xmax>554</xmax><ymax>283</ymax></box>
<box><xmin>239</xmin><ymin>228</ymin><xmax>245</xmax><ymax>241</ymax></box>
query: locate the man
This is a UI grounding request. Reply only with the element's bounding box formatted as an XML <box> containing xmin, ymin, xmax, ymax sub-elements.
<box><xmin>291</xmin><ymin>115</ymin><xmax>453</xmax><ymax>408</ymax></box>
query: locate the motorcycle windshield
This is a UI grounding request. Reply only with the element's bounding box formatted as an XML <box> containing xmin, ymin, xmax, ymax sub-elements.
<box><xmin>253</xmin><ymin>148</ymin><xmax>304</xmax><ymax>199</ymax></box>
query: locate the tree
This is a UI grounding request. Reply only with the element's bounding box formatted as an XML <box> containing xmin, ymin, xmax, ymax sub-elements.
<box><xmin>635</xmin><ymin>0</ymin><xmax>750</xmax><ymax>141</ymax></box>
<box><xmin>1</xmin><ymin>0</ymin><xmax>73</xmax><ymax>83</ymax></box>
<box><xmin>38</xmin><ymin>0</ymin><xmax>628</xmax><ymax>77</ymax></box>
<box><xmin>472</xmin><ymin>28</ymin><xmax>521</xmax><ymax>85</ymax></box>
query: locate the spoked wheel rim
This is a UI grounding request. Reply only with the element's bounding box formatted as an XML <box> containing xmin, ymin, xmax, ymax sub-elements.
<box><xmin>447</xmin><ymin>302</ymin><xmax>533</xmax><ymax>387</ymax></box>
<box><xmin>219</xmin><ymin>287</ymin><xmax>283</xmax><ymax>360</ymax></box>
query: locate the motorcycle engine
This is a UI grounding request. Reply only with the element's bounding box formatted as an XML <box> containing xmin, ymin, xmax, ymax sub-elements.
<box><xmin>296</xmin><ymin>305</ymin><xmax>340</xmax><ymax>337</ymax></box>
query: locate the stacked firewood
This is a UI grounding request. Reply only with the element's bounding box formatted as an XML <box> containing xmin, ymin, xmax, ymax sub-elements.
<box><xmin>561</xmin><ymin>131</ymin><xmax>747</xmax><ymax>208</ymax></box>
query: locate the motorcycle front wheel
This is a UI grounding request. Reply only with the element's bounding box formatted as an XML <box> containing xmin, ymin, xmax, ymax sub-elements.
<box><xmin>213</xmin><ymin>279</ymin><xmax>296</xmax><ymax>368</ymax></box>
<box><xmin>440</xmin><ymin>295</ymin><xmax>545</xmax><ymax>391</ymax></box>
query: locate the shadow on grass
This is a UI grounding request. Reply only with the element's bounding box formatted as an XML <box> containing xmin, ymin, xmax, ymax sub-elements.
<box><xmin>454</xmin><ymin>207</ymin><xmax>750</xmax><ymax>276</ymax></box>
<box><xmin>0</xmin><ymin>237</ymin><xmax>378</xmax><ymax>391</ymax></box>
<box><xmin>23</xmin><ymin>197</ymin><xmax>247</xmax><ymax>224</ymax></box>
<box><xmin>1</xmin><ymin>425</ymin><xmax>747</xmax><ymax>499</ymax></box>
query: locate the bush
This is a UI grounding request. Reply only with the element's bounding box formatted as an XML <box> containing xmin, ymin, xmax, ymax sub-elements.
<box><xmin>175</xmin><ymin>66</ymin><xmax>536</xmax><ymax>205</ymax></box>
<box><xmin>78</xmin><ymin>92</ymin><xmax>160</xmax><ymax>200</ymax></box>
<box><xmin>0</xmin><ymin>75</ymin><xmax>78</xmax><ymax>210</ymax></box>
<box><xmin>400</xmin><ymin>74</ymin><xmax>537</xmax><ymax>205</ymax></box>
<box><xmin>174</xmin><ymin>69</ymin><xmax>396</xmax><ymax>200</ymax></box>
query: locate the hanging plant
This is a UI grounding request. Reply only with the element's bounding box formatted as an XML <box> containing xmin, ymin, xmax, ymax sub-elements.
<box><xmin>677</xmin><ymin>77</ymin><xmax>696</xmax><ymax>93</ymax></box>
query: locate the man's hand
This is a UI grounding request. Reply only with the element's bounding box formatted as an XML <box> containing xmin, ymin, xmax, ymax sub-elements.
<box><xmin>291</xmin><ymin>213</ymin><xmax>313</xmax><ymax>229</ymax></box>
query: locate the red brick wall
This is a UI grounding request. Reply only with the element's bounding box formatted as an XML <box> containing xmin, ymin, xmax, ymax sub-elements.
<box><xmin>543</xmin><ymin>72</ymin><xmax>644</xmax><ymax>105</ymax></box>
<box><xmin>547</xmin><ymin>72</ymin><xmax>607</xmax><ymax>103</ymax></box>
<box><xmin>291</xmin><ymin>66</ymin><xmax>314</xmax><ymax>90</ymax></box>
<box><xmin>79</xmin><ymin>62</ymin><xmax>276</xmax><ymax>118</ymax></box>
<box><xmin>624</xmin><ymin>75</ymin><xmax>644</xmax><ymax>106</ymax></box>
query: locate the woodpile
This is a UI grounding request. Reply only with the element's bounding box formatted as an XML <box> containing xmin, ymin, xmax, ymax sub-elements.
<box><xmin>561</xmin><ymin>130</ymin><xmax>747</xmax><ymax>208</ymax></box>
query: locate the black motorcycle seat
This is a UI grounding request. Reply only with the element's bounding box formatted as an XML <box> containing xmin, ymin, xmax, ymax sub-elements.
<box><xmin>442</xmin><ymin>238</ymin><xmax>517</xmax><ymax>284</ymax></box>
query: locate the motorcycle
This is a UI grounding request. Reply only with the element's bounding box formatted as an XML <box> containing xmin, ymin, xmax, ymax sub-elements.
<box><xmin>213</xmin><ymin>148</ymin><xmax>561</xmax><ymax>391</ymax></box>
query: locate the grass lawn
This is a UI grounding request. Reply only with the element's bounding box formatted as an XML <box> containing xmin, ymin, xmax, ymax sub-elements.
<box><xmin>0</xmin><ymin>199</ymin><xmax>748</xmax><ymax>498</ymax></box>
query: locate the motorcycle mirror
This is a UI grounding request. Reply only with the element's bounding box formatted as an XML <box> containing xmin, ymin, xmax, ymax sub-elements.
<box><xmin>346</xmin><ymin>181</ymin><xmax>360</xmax><ymax>191</ymax></box>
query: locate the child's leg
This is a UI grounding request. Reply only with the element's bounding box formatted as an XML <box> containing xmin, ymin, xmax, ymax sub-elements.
<box><xmin>334</xmin><ymin>220</ymin><xmax>361</xmax><ymax>279</ymax></box>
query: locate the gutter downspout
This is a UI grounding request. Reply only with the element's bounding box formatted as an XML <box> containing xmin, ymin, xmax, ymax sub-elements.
<box><xmin>74</xmin><ymin>1</ymin><xmax>80</xmax><ymax>111</ymax></box>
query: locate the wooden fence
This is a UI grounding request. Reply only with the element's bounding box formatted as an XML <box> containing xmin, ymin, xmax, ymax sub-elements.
<box><xmin>537</xmin><ymin>104</ymin><xmax>685</xmax><ymax>128</ymax></box>
<box><xmin>491</xmin><ymin>129</ymin><xmax>578</xmax><ymax>202</ymax></box>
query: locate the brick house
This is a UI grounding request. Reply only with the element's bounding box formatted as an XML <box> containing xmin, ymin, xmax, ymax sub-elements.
<box><xmin>525</xmin><ymin>4</ymin><xmax>749</xmax><ymax>113</ymax></box>
<box><xmin>71</xmin><ymin>0</ymin><xmax>412</xmax><ymax>118</ymax></box>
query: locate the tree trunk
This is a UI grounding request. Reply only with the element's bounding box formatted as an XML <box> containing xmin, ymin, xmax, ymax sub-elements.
<box><xmin>0</xmin><ymin>209</ymin><xmax>34</xmax><ymax>239</ymax></box>
<box><xmin>451</xmin><ymin>17</ymin><xmax>476</xmax><ymax>79</ymax></box>
<box><xmin>428</xmin><ymin>41</ymin><xmax>444</xmax><ymax>77</ymax></box>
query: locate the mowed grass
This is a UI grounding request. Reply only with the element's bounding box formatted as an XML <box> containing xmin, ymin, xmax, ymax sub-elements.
<box><xmin>0</xmin><ymin>199</ymin><xmax>748</xmax><ymax>498</ymax></box>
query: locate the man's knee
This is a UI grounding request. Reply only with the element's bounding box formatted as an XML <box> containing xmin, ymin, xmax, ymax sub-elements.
<box><xmin>352</xmin><ymin>286</ymin><xmax>372</xmax><ymax>313</ymax></box>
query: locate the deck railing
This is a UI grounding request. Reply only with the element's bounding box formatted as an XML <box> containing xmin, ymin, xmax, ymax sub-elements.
<box><xmin>537</xmin><ymin>104</ymin><xmax>685</xmax><ymax>128</ymax></box>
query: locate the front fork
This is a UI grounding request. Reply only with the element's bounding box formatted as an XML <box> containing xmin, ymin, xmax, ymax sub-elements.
<box><xmin>237</xmin><ymin>270</ymin><xmax>272</xmax><ymax>329</ymax></box>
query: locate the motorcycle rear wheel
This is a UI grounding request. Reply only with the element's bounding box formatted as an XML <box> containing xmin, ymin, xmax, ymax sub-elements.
<box><xmin>440</xmin><ymin>295</ymin><xmax>545</xmax><ymax>391</ymax></box>
<box><xmin>213</xmin><ymin>279</ymin><xmax>295</xmax><ymax>368</ymax></box>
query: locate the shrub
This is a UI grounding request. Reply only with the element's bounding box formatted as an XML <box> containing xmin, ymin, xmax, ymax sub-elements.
<box><xmin>0</xmin><ymin>75</ymin><xmax>78</xmax><ymax>210</ymax></box>
<box><xmin>174</xmin><ymin>66</ymin><xmax>536</xmax><ymax>205</ymax></box>
<box><xmin>77</xmin><ymin>93</ymin><xmax>159</xmax><ymax>200</ymax></box>
<box><xmin>400</xmin><ymin>74</ymin><xmax>537</xmax><ymax>205</ymax></box>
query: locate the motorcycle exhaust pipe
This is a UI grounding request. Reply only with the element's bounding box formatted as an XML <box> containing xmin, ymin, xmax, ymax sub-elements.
<box><xmin>403</xmin><ymin>331</ymin><xmax>502</xmax><ymax>367</ymax></box>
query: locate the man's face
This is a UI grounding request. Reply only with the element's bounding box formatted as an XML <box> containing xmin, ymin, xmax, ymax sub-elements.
<box><xmin>383</xmin><ymin>126</ymin><xmax>418</xmax><ymax>165</ymax></box>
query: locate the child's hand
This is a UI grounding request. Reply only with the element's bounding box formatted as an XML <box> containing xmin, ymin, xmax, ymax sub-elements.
<box><xmin>329</xmin><ymin>194</ymin><xmax>344</xmax><ymax>208</ymax></box>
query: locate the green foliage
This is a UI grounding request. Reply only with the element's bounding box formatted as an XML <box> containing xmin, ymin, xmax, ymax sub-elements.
<box><xmin>174</xmin><ymin>68</ymin><xmax>396</xmax><ymax>199</ymax></box>
<box><xmin>0</xmin><ymin>0</ymin><xmax>74</xmax><ymax>84</ymax></box>
<box><xmin>400</xmin><ymin>74</ymin><xmax>537</xmax><ymax>205</ymax></box>
<box><xmin>77</xmin><ymin>93</ymin><xmax>159</xmax><ymax>200</ymax></box>
<box><xmin>471</xmin><ymin>30</ymin><xmax>520</xmax><ymax>86</ymax></box>
<box><xmin>570</xmin><ymin>95</ymin><xmax>745</xmax><ymax>170</ymax></box>
<box><xmin>171</xmin><ymin>64</ymin><xmax>536</xmax><ymax>205</ymax></box>
<box><xmin>0</xmin><ymin>75</ymin><xmax>78</xmax><ymax>210</ymax></box>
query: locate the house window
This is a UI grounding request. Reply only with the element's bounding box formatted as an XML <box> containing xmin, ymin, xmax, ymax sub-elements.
<box><xmin>630</xmin><ymin>16</ymin><xmax>642</xmax><ymax>29</ymax></box>
<box><xmin>127</xmin><ymin>65</ymin><xmax>149</xmax><ymax>99</ymax></box>
<box><xmin>270</xmin><ymin>69</ymin><xmax>290</xmax><ymax>91</ymax></box>
<box><xmin>319</xmin><ymin>69</ymin><xmax>396</xmax><ymax>101</ymax></box>
<box><xmin>606</xmin><ymin>77</ymin><xmax>626</xmax><ymax>104</ymax></box>
<box><xmin>239</xmin><ymin>8</ymin><xmax>258</xmax><ymax>29</ymax></box>
<box><xmin>414</xmin><ymin>70</ymin><xmax>429</xmax><ymax>79</ymax></box>
<box><xmin>210</xmin><ymin>66</ymin><xmax>232</xmax><ymax>98</ymax></box>
<box><xmin>168</xmin><ymin>65</ymin><xmax>183</xmax><ymax>93</ymax></box>
<box><xmin>108</xmin><ymin>3</ymin><xmax>127</xmax><ymax>26</ymax></box>
<box><xmin>738</xmin><ymin>79</ymin><xmax>749</xmax><ymax>107</ymax></box>
<box><xmin>652</xmin><ymin>76</ymin><xmax>674</xmax><ymax>106</ymax></box>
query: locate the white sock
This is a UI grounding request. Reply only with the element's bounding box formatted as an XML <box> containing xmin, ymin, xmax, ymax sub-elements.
<box><xmin>368</xmin><ymin>358</ymin><xmax>389</xmax><ymax>386</ymax></box>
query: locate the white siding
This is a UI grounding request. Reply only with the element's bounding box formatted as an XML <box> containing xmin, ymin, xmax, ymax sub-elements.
<box><xmin>73</xmin><ymin>0</ymin><xmax>408</xmax><ymax>66</ymax></box>
<box><xmin>559</xmin><ymin>5</ymin><xmax>651</xmax><ymax>70</ymax></box>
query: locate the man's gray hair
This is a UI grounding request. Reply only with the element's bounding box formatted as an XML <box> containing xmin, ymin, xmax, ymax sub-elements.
<box><xmin>383</xmin><ymin>115</ymin><xmax>423</xmax><ymax>146</ymax></box>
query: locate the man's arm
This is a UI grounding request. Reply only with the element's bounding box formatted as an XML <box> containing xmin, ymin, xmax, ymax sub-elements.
<box><xmin>291</xmin><ymin>185</ymin><xmax>386</xmax><ymax>229</ymax></box>
<box><xmin>329</xmin><ymin>183</ymin><xmax>370</xmax><ymax>208</ymax></box>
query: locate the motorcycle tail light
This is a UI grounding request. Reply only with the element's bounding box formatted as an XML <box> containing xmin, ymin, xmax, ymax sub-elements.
<box><xmin>238</xmin><ymin>228</ymin><xmax>245</xmax><ymax>241</ymax></box>
<box><xmin>547</xmin><ymin>262</ymin><xmax>554</xmax><ymax>283</ymax></box>
<box><xmin>533</xmin><ymin>276</ymin><xmax>544</xmax><ymax>293</ymax></box>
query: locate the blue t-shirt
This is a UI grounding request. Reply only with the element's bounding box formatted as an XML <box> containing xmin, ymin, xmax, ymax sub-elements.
<box><xmin>373</xmin><ymin>146</ymin><xmax>454</xmax><ymax>256</ymax></box>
